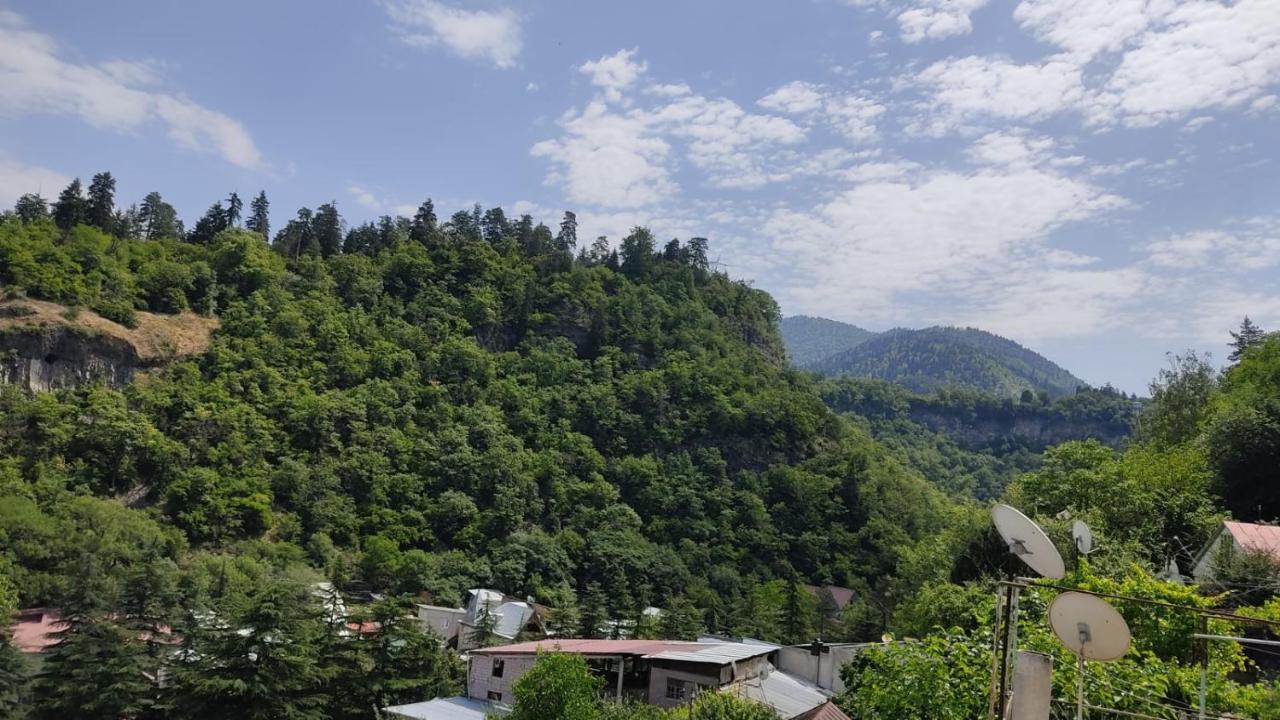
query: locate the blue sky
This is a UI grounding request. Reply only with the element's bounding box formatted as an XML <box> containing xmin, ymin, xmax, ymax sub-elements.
<box><xmin>2</xmin><ymin>0</ymin><xmax>1279</xmax><ymax>393</ymax></box>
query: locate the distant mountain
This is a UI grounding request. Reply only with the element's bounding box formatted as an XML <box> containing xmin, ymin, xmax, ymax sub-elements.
<box><xmin>780</xmin><ymin>315</ymin><xmax>878</xmax><ymax>367</ymax></box>
<box><xmin>781</xmin><ymin>317</ymin><xmax>1088</xmax><ymax>398</ymax></box>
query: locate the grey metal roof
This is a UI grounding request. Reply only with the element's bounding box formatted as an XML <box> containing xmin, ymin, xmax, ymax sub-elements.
<box><xmin>645</xmin><ymin>642</ymin><xmax>775</xmax><ymax>664</ymax></box>
<box><xmin>382</xmin><ymin>697</ymin><xmax>504</xmax><ymax>720</ymax></box>
<box><xmin>729</xmin><ymin>666</ymin><xmax>830</xmax><ymax>719</ymax></box>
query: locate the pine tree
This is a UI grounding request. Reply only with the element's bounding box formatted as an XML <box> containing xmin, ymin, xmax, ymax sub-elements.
<box><xmin>246</xmin><ymin>191</ymin><xmax>270</xmax><ymax>240</ymax></box>
<box><xmin>30</xmin><ymin>555</ymin><xmax>154</xmax><ymax>720</ymax></box>
<box><xmin>0</xmin><ymin>632</ymin><xmax>27</xmax><ymax>717</ymax></box>
<box><xmin>138</xmin><ymin>192</ymin><xmax>181</xmax><ymax>240</ymax></box>
<box><xmin>272</xmin><ymin>208</ymin><xmax>316</xmax><ymax>257</ymax></box>
<box><xmin>577</xmin><ymin>583</ymin><xmax>607</xmax><ymax>639</ymax></box>
<box><xmin>481</xmin><ymin>206</ymin><xmax>510</xmax><ymax>243</ymax></box>
<box><xmin>658</xmin><ymin>596</ymin><xmax>703</xmax><ymax>641</ymax></box>
<box><xmin>166</xmin><ymin>582</ymin><xmax>327</xmax><ymax>720</ymax></box>
<box><xmin>1229</xmin><ymin>316</ymin><xmax>1266</xmax><ymax>362</ymax></box>
<box><xmin>188</xmin><ymin>202</ymin><xmax>228</xmax><ymax>245</ymax></box>
<box><xmin>85</xmin><ymin>171</ymin><xmax>117</xmax><ymax>233</ymax></box>
<box><xmin>311</xmin><ymin>203</ymin><xmax>343</xmax><ymax>258</ymax></box>
<box><xmin>52</xmin><ymin>178</ymin><xmax>85</xmax><ymax>230</ymax></box>
<box><xmin>13</xmin><ymin>193</ymin><xmax>48</xmax><ymax>223</ymax></box>
<box><xmin>225</xmin><ymin>192</ymin><xmax>243</xmax><ymax>228</ymax></box>
<box><xmin>467</xmin><ymin>605</ymin><xmax>499</xmax><ymax>649</ymax></box>
<box><xmin>556</xmin><ymin>211</ymin><xmax>578</xmax><ymax>253</ymax></box>
<box><xmin>410</xmin><ymin>198</ymin><xmax>437</xmax><ymax>245</ymax></box>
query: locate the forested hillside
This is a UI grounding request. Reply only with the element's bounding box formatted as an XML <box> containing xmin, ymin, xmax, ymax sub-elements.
<box><xmin>1</xmin><ymin>176</ymin><xmax>1278</xmax><ymax>719</ymax></box>
<box><xmin>778</xmin><ymin>315</ymin><xmax>876</xmax><ymax>366</ymax></box>
<box><xmin>0</xmin><ymin>176</ymin><xmax>973</xmax><ymax>717</ymax></box>
<box><xmin>821</xmin><ymin>378</ymin><xmax>1140</xmax><ymax>499</ymax></box>
<box><xmin>781</xmin><ymin>316</ymin><xmax>1089</xmax><ymax>398</ymax></box>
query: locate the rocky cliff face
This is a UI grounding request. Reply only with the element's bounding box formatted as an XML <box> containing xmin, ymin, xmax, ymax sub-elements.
<box><xmin>0</xmin><ymin>299</ymin><xmax>216</xmax><ymax>392</ymax></box>
<box><xmin>1</xmin><ymin>327</ymin><xmax>145</xmax><ymax>392</ymax></box>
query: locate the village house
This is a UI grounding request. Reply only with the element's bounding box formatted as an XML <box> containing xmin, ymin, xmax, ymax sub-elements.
<box><xmin>416</xmin><ymin>588</ymin><xmax>538</xmax><ymax>650</ymax></box>
<box><xmin>383</xmin><ymin>638</ymin><xmax>850</xmax><ymax>720</ymax></box>
<box><xmin>1190</xmin><ymin>520</ymin><xmax>1280</xmax><ymax>581</ymax></box>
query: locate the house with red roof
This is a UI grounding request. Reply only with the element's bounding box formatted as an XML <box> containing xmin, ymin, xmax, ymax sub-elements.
<box><xmin>1190</xmin><ymin>520</ymin><xmax>1280</xmax><ymax>581</ymax></box>
<box><xmin>383</xmin><ymin>638</ymin><xmax>850</xmax><ymax>720</ymax></box>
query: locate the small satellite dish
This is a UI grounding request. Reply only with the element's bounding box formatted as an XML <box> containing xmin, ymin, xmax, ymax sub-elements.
<box><xmin>1165</xmin><ymin>558</ymin><xmax>1184</xmax><ymax>585</ymax></box>
<box><xmin>1072</xmin><ymin>520</ymin><xmax>1094</xmax><ymax>555</ymax></box>
<box><xmin>1049</xmin><ymin>592</ymin><xmax>1131</xmax><ymax>662</ymax></box>
<box><xmin>992</xmin><ymin>504</ymin><xmax>1066</xmax><ymax>580</ymax></box>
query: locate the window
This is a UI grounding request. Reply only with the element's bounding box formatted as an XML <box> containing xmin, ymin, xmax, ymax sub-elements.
<box><xmin>665</xmin><ymin>679</ymin><xmax>686</xmax><ymax>701</ymax></box>
<box><xmin>487</xmin><ymin>691</ymin><xmax>503</xmax><ymax>702</ymax></box>
<box><xmin>492</xmin><ymin>658</ymin><xmax>505</xmax><ymax>678</ymax></box>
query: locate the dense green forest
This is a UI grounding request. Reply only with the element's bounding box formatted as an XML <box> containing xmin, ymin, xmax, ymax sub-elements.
<box><xmin>1</xmin><ymin>174</ymin><xmax>1278</xmax><ymax>718</ymax></box>
<box><xmin>820</xmin><ymin>378</ymin><xmax>1140</xmax><ymax>498</ymax></box>
<box><xmin>781</xmin><ymin>317</ymin><xmax>1091</xmax><ymax>398</ymax></box>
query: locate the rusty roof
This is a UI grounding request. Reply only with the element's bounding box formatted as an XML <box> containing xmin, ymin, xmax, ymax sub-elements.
<box><xmin>1224</xmin><ymin>521</ymin><xmax>1280</xmax><ymax>560</ymax></box>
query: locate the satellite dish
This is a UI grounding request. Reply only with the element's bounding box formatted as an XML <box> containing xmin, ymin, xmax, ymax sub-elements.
<box><xmin>1072</xmin><ymin>520</ymin><xmax>1094</xmax><ymax>555</ymax></box>
<box><xmin>1165</xmin><ymin>558</ymin><xmax>1184</xmax><ymax>585</ymax></box>
<box><xmin>1049</xmin><ymin>592</ymin><xmax>1131</xmax><ymax>662</ymax></box>
<box><xmin>992</xmin><ymin>504</ymin><xmax>1066</xmax><ymax>580</ymax></box>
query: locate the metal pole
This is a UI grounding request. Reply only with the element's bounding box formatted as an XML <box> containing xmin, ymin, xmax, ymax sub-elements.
<box><xmin>1198</xmin><ymin>616</ymin><xmax>1208</xmax><ymax>720</ymax></box>
<box><xmin>996</xmin><ymin>585</ymin><xmax>1017</xmax><ymax>720</ymax></box>
<box><xmin>1076</xmin><ymin>656</ymin><xmax>1085</xmax><ymax>720</ymax></box>
<box><xmin>987</xmin><ymin>586</ymin><xmax>1006</xmax><ymax>720</ymax></box>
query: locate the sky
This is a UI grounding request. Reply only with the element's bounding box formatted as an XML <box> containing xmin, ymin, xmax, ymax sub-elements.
<box><xmin>1</xmin><ymin>0</ymin><xmax>1278</xmax><ymax>393</ymax></box>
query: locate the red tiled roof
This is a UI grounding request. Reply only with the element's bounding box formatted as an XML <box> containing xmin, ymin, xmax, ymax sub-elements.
<box><xmin>10</xmin><ymin>608</ymin><xmax>64</xmax><ymax>653</ymax></box>
<box><xmin>1224</xmin><ymin>521</ymin><xmax>1280</xmax><ymax>561</ymax></box>
<box><xmin>804</xmin><ymin>585</ymin><xmax>856</xmax><ymax>611</ymax></box>
<box><xmin>795</xmin><ymin>701</ymin><xmax>852</xmax><ymax>720</ymax></box>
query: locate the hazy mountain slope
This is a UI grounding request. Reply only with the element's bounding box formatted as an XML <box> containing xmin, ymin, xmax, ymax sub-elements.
<box><xmin>779</xmin><ymin>315</ymin><xmax>877</xmax><ymax>367</ymax></box>
<box><xmin>784</xmin><ymin>317</ymin><xmax>1088</xmax><ymax>398</ymax></box>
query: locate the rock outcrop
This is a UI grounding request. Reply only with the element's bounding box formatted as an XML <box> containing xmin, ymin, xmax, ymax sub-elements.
<box><xmin>0</xmin><ymin>298</ymin><xmax>216</xmax><ymax>392</ymax></box>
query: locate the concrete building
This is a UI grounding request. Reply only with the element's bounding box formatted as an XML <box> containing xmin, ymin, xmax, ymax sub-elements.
<box><xmin>1190</xmin><ymin>521</ymin><xmax>1280</xmax><ymax>581</ymax></box>
<box><xmin>415</xmin><ymin>588</ymin><xmax>538</xmax><ymax>650</ymax></box>
<box><xmin>462</xmin><ymin>638</ymin><xmax>849</xmax><ymax>719</ymax></box>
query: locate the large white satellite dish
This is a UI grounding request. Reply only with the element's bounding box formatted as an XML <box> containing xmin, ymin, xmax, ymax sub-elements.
<box><xmin>1049</xmin><ymin>592</ymin><xmax>1131</xmax><ymax>662</ymax></box>
<box><xmin>992</xmin><ymin>504</ymin><xmax>1066</xmax><ymax>580</ymax></box>
<box><xmin>1072</xmin><ymin>520</ymin><xmax>1094</xmax><ymax>555</ymax></box>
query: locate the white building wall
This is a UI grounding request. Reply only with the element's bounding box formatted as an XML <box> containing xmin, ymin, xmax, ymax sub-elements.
<box><xmin>466</xmin><ymin>654</ymin><xmax>538</xmax><ymax>706</ymax></box>
<box><xmin>417</xmin><ymin>605</ymin><xmax>467</xmax><ymax>643</ymax></box>
<box><xmin>1192</xmin><ymin>532</ymin><xmax>1234</xmax><ymax>581</ymax></box>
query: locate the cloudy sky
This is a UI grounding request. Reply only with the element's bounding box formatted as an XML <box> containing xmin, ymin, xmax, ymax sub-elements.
<box><xmin>2</xmin><ymin>0</ymin><xmax>1278</xmax><ymax>392</ymax></box>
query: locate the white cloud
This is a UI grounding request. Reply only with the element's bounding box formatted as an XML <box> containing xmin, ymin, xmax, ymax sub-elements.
<box><xmin>758</xmin><ymin>81</ymin><xmax>884</xmax><ymax>143</ymax></box>
<box><xmin>0</xmin><ymin>156</ymin><xmax>70</xmax><ymax>209</ymax></box>
<box><xmin>763</xmin><ymin>164</ymin><xmax>1129</xmax><ymax>325</ymax></box>
<box><xmin>966</xmin><ymin>129</ymin><xmax>1057</xmax><ymax>168</ymax></box>
<box><xmin>908</xmin><ymin>55</ymin><xmax>1085</xmax><ymax>135</ymax></box>
<box><xmin>759</xmin><ymin>81</ymin><xmax>826</xmax><ymax>114</ymax></box>
<box><xmin>648</xmin><ymin>94</ymin><xmax>806</xmax><ymax>188</ymax></box>
<box><xmin>579</xmin><ymin>48</ymin><xmax>647</xmax><ymax>103</ymax></box>
<box><xmin>1086</xmin><ymin>0</ymin><xmax>1280</xmax><ymax>127</ymax></box>
<box><xmin>534</xmin><ymin>51</ymin><xmax>812</xmax><ymax>203</ymax></box>
<box><xmin>383</xmin><ymin>0</ymin><xmax>523</xmax><ymax>69</ymax></box>
<box><xmin>530</xmin><ymin>100</ymin><xmax>676</xmax><ymax>208</ymax></box>
<box><xmin>897</xmin><ymin>0</ymin><xmax>991</xmax><ymax>43</ymax></box>
<box><xmin>347</xmin><ymin>185</ymin><xmax>384</xmax><ymax>211</ymax></box>
<box><xmin>1013</xmin><ymin>0</ymin><xmax>1174</xmax><ymax>62</ymax></box>
<box><xmin>1144</xmin><ymin>221</ymin><xmax>1280</xmax><ymax>271</ymax></box>
<box><xmin>0</xmin><ymin>11</ymin><xmax>263</xmax><ymax>169</ymax></box>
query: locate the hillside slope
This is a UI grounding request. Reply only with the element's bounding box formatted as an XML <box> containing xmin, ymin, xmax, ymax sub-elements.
<box><xmin>782</xmin><ymin>315</ymin><xmax>1088</xmax><ymax>398</ymax></box>
<box><xmin>780</xmin><ymin>315</ymin><xmax>877</xmax><ymax>366</ymax></box>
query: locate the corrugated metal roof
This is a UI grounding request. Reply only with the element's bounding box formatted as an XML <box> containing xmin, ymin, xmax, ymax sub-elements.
<box><xmin>383</xmin><ymin>697</ymin><xmax>503</xmax><ymax>720</ymax></box>
<box><xmin>645</xmin><ymin>643</ymin><xmax>775</xmax><ymax>664</ymax></box>
<box><xmin>728</xmin><ymin>666</ymin><xmax>829</xmax><ymax>718</ymax></box>
<box><xmin>470</xmin><ymin>638</ymin><xmax>773</xmax><ymax>665</ymax></box>
<box><xmin>1224</xmin><ymin>521</ymin><xmax>1280</xmax><ymax>560</ymax></box>
<box><xmin>794</xmin><ymin>701</ymin><xmax>852</xmax><ymax>720</ymax></box>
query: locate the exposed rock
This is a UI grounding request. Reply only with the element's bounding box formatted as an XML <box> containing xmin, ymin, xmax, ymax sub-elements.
<box><xmin>0</xmin><ymin>298</ymin><xmax>216</xmax><ymax>392</ymax></box>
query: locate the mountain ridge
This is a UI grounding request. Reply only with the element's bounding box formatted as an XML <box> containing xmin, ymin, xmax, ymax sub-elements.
<box><xmin>782</xmin><ymin>315</ymin><xmax>1089</xmax><ymax>398</ymax></box>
